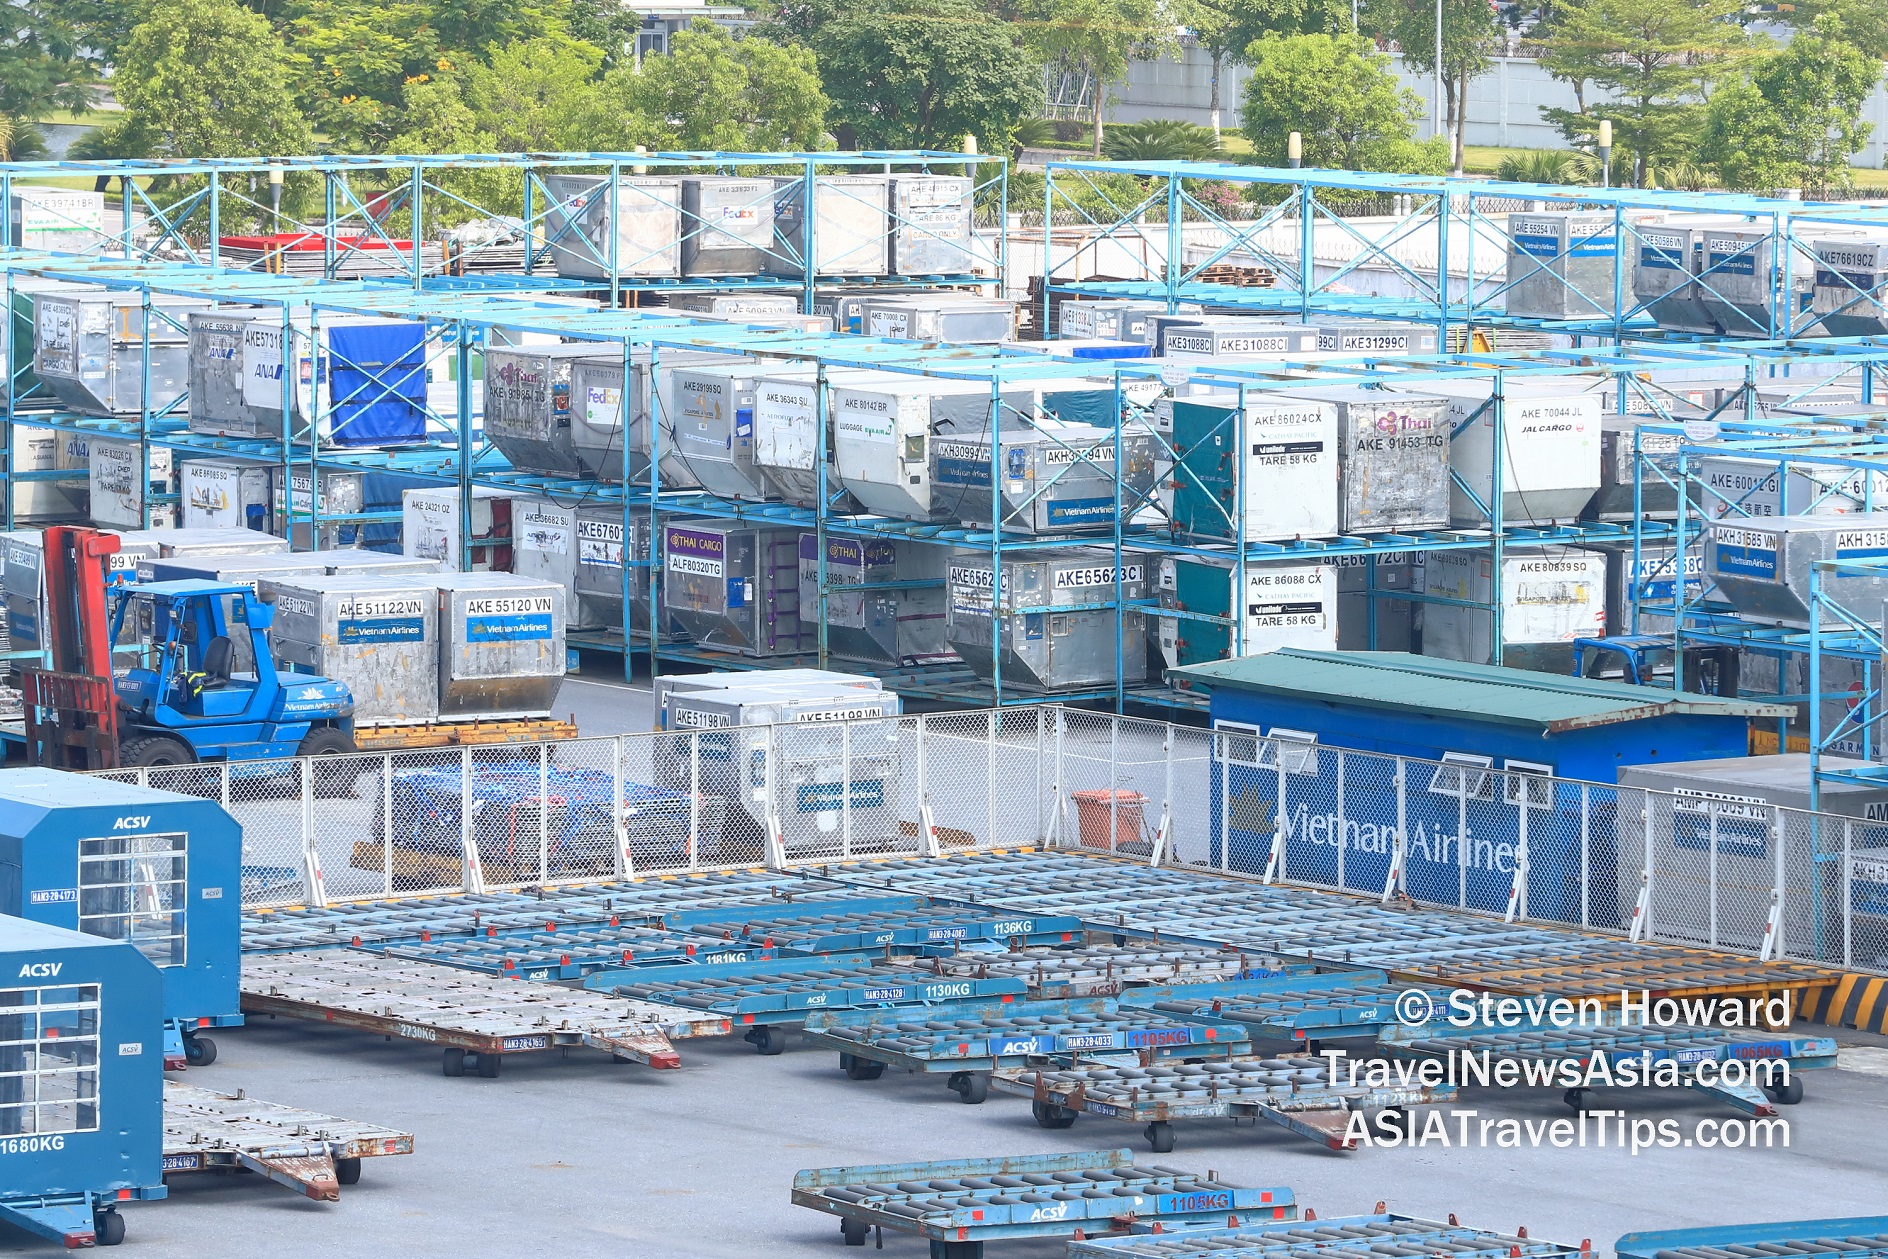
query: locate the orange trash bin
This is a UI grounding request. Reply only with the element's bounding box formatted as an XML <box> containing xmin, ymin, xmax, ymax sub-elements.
<box><xmin>1070</xmin><ymin>789</ymin><xmax>1148</xmax><ymax>852</ymax></box>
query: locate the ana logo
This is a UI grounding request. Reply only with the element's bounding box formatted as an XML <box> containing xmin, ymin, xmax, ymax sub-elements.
<box><xmin>18</xmin><ymin>963</ymin><xmax>61</xmax><ymax>978</ymax></box>
<box><xmin>113</xmin><ymin>815</ymin><xmax>152</xmax><ymax>830</ymax></box>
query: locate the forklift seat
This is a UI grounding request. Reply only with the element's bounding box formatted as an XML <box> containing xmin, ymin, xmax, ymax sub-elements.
<box><xmin>201</xmin><ymin>635</ymin><xmax>234</xmax><ymax>685</ymax></box>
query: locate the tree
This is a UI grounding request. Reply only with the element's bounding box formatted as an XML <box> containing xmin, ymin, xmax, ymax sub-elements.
<box><xmin>602</xmin><ymin>24</ymin><xmax>828</xmax><ymax>151</ymax></box>
<box><xmin>280</xmin><ymin>0</ymin><xmax>440</xmax><ymax>151</ymax></box>
<box><xmin>459</xmin><ymin>36</ymin><xmax>610</xmax><ymax>151</ymax></box>
<box><xmin>0</xmin><ymin>0</ymin><xmax>98</xmax><ymax>153</ymax></box>
<box><xmin>1698</xmin><ymin>16</ymin><xmax>1880</xmax><ymax>194</ymax></box>
<box><xmin>1178</xmin><ymin>0</ymin><xmax>1351</xmax><ymax>135</ymax></box>
<box><xmin>814</xmin><ymin>0</ymin><xmax>1043</xmax><ymax>152</ymax></box>
<box><xmin>1538</xmin><ymin>0</ymin><xmax>1752</xmax><ymax>187</ymax></box>
<box><xmin>1389</xmin><ymin>0</ymin><xmax>1504</xmax><ymax>174</ymax></box>
<box><xmin>1239</xmin><ymin>31</ymin><xmax>1448</xmax><ymax>172</ymax></box>
<box><xmin>1784</xmin><ymin>0</ymin><xmax>1888</xmax><ymax>61</ymax></box>
<box><xmin>109</xmin><ymin>0</ymin><xmax>313</xmax><ymax>158</ymax></box>
<box><xmin>1102</xmin><ymin>118</ymin><xmax>1222</xmax><ymax>159</ymax></box>
<box><xmin>1020</xmin><ymin>0</ymin><xmax>1172</xmax><ymax>155</ymax></box>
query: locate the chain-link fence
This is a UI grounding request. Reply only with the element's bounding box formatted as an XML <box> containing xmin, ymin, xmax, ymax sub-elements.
<box><xmin>92</xmin><ymin>706</ymin><xmax>1888</xmax><ymax>975</ymax></box>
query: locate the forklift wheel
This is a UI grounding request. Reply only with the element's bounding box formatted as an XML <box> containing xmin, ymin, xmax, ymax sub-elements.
<box><xmin>120</xmin><ymin>735</ymin><xmax>196</xmax><ymax>768</ymax></box>
<box><xmin>299</xmin><ymin>728</ymin><xmax>363</xmax><ymax>798</ymax></box>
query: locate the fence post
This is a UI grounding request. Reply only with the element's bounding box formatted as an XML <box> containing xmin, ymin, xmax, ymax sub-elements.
<box><xmin>1334</xmin><ymin>748</ymin><xmax>1346</xmax><ymax>892</ymax></box>
<box><xmin>1579</xmin><ymin>783</ymin><xmax>1590</xmax><ymax>929</ymax></box>
<box><xmin>381</xmin><ymin>753</ymin><xmax>394</xmax><ymax>898</ymax></box>
<box><xmin>1382</xmin><ymin>758</ymin><xmax>1405</xmax><ymax>901</ymax></box>
<box><xmin>1151</xmin><ymin>724</ymin><xmax>1173</xmax><ymax>868</ymax></box>
<box><xmin>918</xmin><ymin>715</ymin><xmax>940</xmax><ymax>858</ymax></box>
<box><xmin>460</xmin><ymin>745</ymin><xmax>486</xmax><ymax>894</ymax></box>
<box><xmin>841</xmin><ymin>721</ymin><xmax>853</xmax><ymax>859</ymax></box>
<box><xmin>1034</xmin><ymin>708</ymin><xmax>1046</xmax><ymax>843</ymax></box>
<box><xmin>1844</xmin><ymin>817</ymin><xmax>1854</xmax><ymax>968</ymax></box>
<box><xmin>1761</xmin><ymin>811</ymin><xmax>1787</xmax><ymax>961</ymax></box>
<box><xmin>987</xmin><ymin>710</ymin><xmax>998</xmax><ymax>848</ymax></box>
<box><xmin>219</xmin><ymin>762</ymin><xmax>231</xmax><ymax>814</ymax></box>
<box><xmin>687</xmin><ymin>731</ymin><xmax>701</xmax><ymax>871</ymax></box>
<box><xmin>539</xmin><ymin>740</ymin><xmax>551</xmax><ymax>884</ymax></box>
<box><xmin>1630</xmin><ymin>792</ymin><xmax>1653</xmax><ymax>942</ymax></box>
<box><xmin>1506</xmin><ymin>796</ymin><xmax>1528</xmax><ymax>924</ymax></box>
<box><xmin>299</xmin><ymin>755</ymin><xmax>326</xmax><ymax>907</ymax></box>
<box><xmin>613</xmin><ymin>736</ymin><xmax>635</xmax><ymax>880</ymax></box>
<box><xmin>762</xmin><ymin>724</ymin><xmax>786</xmax><ymax>869</ymax></box>
<box><xmin>1218</xmin><ymin>729</ymin><xmax>1231</xmax><ymax>874</ymax></box>
<box><xmin>1052</xmin><ymin>708</ymin><xmax>1068</xmax><ymax>846</ymax></box>
<box><xmin>1262</xmin><ymin>742</ymin><xmax>1287</xmax><ymax>884</ymax></box>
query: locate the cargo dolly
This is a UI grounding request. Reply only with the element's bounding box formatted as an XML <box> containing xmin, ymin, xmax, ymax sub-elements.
<box><xmin>162</xmin><ymin>1082</ymin><xmax>414</xmax><ymax>1201</ymax></box>
<box><xmin>1123</xmin><ymin>971</ymin><xmax>1450</xmax><ymax>1046</ymax></box>
<box><xmin>993</xmin><ymin>1055</ymin><xmax>1457</xmax><ymax>1152</ymax></box>
<box><xmin>676</xmin><ymin>903</ymin><xmax>1087</xmax><ymax>955</ymax></box>
<box><xmin>1068</xmin><ymin>1212</ymin><xmax>1589</xmax><ymax>1259</ymax></box>
<box><xmin>240</xmin><ymin>871</ymin><xmax>861</xmax><ymax>953</ymax></box>
<box><xmin>791</xmin><ymin>1148</ymin><xmax>1295</xmax><ymax>1259</ymax></box>
<box><xmin>379</xmin><ymin>924</ymin><xmax>783</xmax><ymax>979</ymax></box>
<box><xmin>240</xmin><ymin>951</ymin><xmax>732</xmax><ymax>1076</ymax></box>
<box><xmin>801</xmin><ymin>997</ymin><xmax>1251</xmax><ymax>1103</ymax></box>
<box><xmin>916</xmin><ymin>943</ymin><xmax>1290</xmax><ymax>999</ymax></box>
<box><xmin>1615</xmin><ymin>1215</ymin><xmax>1888</xmax><ymax>1259</ymax></box>
<box><xmin>1377</xmin><ymin>1020</ymin><xmax>1838</xmax><ymax>1115</ymax></box>
<box><xmin>586</xmin><ymin>954</ymin><xmax>1031</xmax><ymax>1053</ymax></box>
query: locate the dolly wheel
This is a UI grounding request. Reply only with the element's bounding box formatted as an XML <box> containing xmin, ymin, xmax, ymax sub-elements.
<box><xmin>183</xmin><ymin>1035</ymin><xmax>217</xmax><ymax>1066</ymax></box>
<box><xmin>1763</xmin><ymin>1078</ymin><xmax>1805</xmax><ymax>1106</ymax></box>
<box><xmin>94</xmin><ymin>1211</ymin><xmax>125</xmax><ymax>1247</ymax></box>
<box><xmin>841</xmin><ymin>1219</ymin><xmax>870</xmax><ymax>1247</ymax></box>
<box><xmin>950</xmin><ymin>1072</ymin><xmax>989</xmax><ymax>1104</ymax></box>
<box><xmin>442</xmin><ymin>1048</ymin><xmax>466</xmax><ymax>1077</ymax></box>
<box><xmin>748</xmin><ymin>1025</ymin><xmax>787</xmax><ymax>1056</ymax></box>
<box><xmin>1563</xmin><ymin>1088</ymin><xmax>1590</xmax><ymax>1112</ymax></box>
<box><xmin>1033</xmin><ymin>1100</ymin><xmax>1077</xmax><ymax>1129</ymax></box>
<box><xmin>477</xmin><ymin>1053</ymin><xmax>502</xmax><ymax>1079</ymax></box>
<box><xmin>845</xmin><ymin>1056</ymin><xmax>884</xmax><ymax>1081</ymax></box>
<box><xmin>1145</xmin><ymin>1121</ymin><xmax>1175</xmax><ymax>1153</ymax></box>
<box><xmin>336</xmin><ymin>1158</ymin><xmax>362</xmax><ymax>1186</ymax></box>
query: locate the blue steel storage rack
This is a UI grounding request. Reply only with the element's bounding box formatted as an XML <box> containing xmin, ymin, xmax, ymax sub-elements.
<box><xmin>21</xmin><ymin>157</ymin><xmax>1888</xmax><ymax>708</ymax></box>
<box><xmin>0</xmin><ymin>916</ymin><xmax>166</xmax><ymax>1249</ymax></box>
<box><xmin>0</xmin><ymin>768</ymin><xmax>243</xmax><ymax>1069</ymax></box>
<box><xmin>790</xmin><ymin>1148</ymin><xmax>1295</xmax><ymax>1258</ymax></box>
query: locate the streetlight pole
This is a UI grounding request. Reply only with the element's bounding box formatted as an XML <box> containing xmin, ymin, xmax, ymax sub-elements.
<box><xmin>1435</xmin><ymin>0</ymin><xmax>1444</xmax><ymax>147</ymax></box>
<box><xmin>1597</xmin><ymin>119</ymin><xmax>1613</xmax><ymax>189</ymax></box>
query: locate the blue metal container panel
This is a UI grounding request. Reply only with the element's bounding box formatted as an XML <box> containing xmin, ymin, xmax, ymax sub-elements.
<box><xmin>0</xmin><ymin>917</ymin><xmax>164</xmax><ymax>1201</ymax></box>
<box><xmin>326</xmin><ymin>322</ymin><xmax>428</xmax><ymax>447</ymax></box>
<box><xmin>0</xmin><ymin>769</ymin><xmax>243</xmax><ymax>1027</ymax></box>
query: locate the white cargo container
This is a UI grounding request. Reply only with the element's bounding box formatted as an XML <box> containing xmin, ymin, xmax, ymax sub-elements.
<box><xmin>1155</xmin><ymin>556</ymin><xmax>1336</xmax><ymax>668</ymax></box>
<box><xmin>751</xmin><ymin>368</ymin><xmax>879</xmax><ymax>509</ymax></box>
<box><xmin>829</xmin><ymin>376</ymin><xmax>1029</xmax><ymax>520</ymax></box>
<box><xmin>1167</xmin><ymin>393</ymin><xmax>1339</xmax><ymax>542</ymax></box>
<box><xmin>402</xmin><ymin>487</ymin><xmax>515</xmax><ymax>572</ymax></box>
<box><xmin>1398</xmin><ymin>376</ymin><xmax>1604</xmax><ymax>526</ymax></box>
<box><xmin>1697</xmin><ymin>455</ymin><xmax>1888</xmax><ymax>519</ymax></box>
<box><xmin>541</xmin><ymin>174</ymin><xmax>683</xmax><ymax>279</ymax></box>
<box><xmin>267</xmin><ymin>573</ymin><xmax>442</xmax><ymax>724</ymax></box>
<box><xmin>179</xmin><ymin>459</ymin><xmax>271</xmax><ymax>532</ymax></box>
<box><xmin>1708</xmin><ymin>514</ymin><xmax>1888</xmax><ymax>627</ymax></box>
<box><xmin>888</xmin><ymin>176</ymin><xmax>977</xmax><ymax>275</ymax></box>
<box><xmin>665</xmin><ymin>361</ymin><xmax>811</xmax><ymax>501</ymax></box>
<box><xmin>431</xmin><ymin>572</ymin><xmax>567</xmax><ymax>719</ymax></box>
<box><xmin>89</xmin><ymin>438</ymin><xmax>176</xmax><ymax>529</ymax></box>
<box><xmin>1421</xmin><ymin>547</ymin><xmax>1606</xmax><ymax>672</ymax></box>
<box><xmin>772</xmin><ymin>175</ymin><xmax>891</xmax><ymax>277</ymax></box>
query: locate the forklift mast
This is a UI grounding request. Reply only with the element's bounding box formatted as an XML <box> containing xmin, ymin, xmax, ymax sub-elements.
<box><xmin>21</xmin><ymin>526</ymin><xmax>123</xmax><ymax>770</ymax></box>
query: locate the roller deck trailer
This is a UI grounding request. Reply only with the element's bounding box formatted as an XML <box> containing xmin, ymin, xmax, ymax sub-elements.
<box><xmin>818</xmin><ymin>851</ymin><xmax>1845</xmax><ymax>1005</ymax></box>
<box><xmin>588</xmin><ymin>954</ymin><xmax>1030</xmax><ymax>1053</ymax></box>
<box><xmin>239</xmin><ymin>872</ymin><xmax>861</xmax><ymax>952</ymax></box>
<box><xmin>1377</xmin><ymin>1020</ymin><xmax>1838</xmax><ymax>1115</ymax></box>
<box><xmin>675</xmin><ymin>903</ymin><xmax>1087</xmax><ymax>954</ymax></box>
<box><xmin>992</xmin><ymin>1057</ymin><xmax>1456</xmax><ymax>1152</ymax></box>
<box><xmin>162</xmin><ymin>1082</ymin><xmax>414</xmax><ymax>1201</ymax></box>
<box><xmin>240</xmin><ymin>951</ymin><xmax>733</xmax><ymax>1076</ymax></box>
<box><xmin>1615</xmin><ymin>1217</ymin><xmax>1888</xmax><ymax>1259</ymax></box>
<box><xmin>1122</xmin><ymin>971</ymin><xmax>1450</xmax><ymax>1044</ymax></box>
<box><xmin>915</xmin><ymin>944</ymin><xmax>1292</xmax><ymax>998</ymax></box>
<box><xmin>1068</xmin><ymin>1214</ymin><xmax>1589</xmax><ymax>1259</ymax></box>
<box><xmin>801</xmin><ymin>997</ymin><xmax>1251</xmax><ymax>1103</ymax></box>
<box><xmin>383</xmin><ymin>925</ymin><xmax>784</xmax><ymax>979</ymax></box>
<box><xmin>790</xmin><ymin>1148</ymin><xmax>1296</xmax><ymax>1258</ymax></box>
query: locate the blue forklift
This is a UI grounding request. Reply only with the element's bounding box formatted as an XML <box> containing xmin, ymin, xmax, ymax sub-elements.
<box><xmin>21</xmin><ymin>526</ymin><xmax>358</xmax><ymax>770</ymax></box>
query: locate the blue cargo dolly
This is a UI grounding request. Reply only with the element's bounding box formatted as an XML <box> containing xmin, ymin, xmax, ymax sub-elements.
<box><xmin>917</xmin><ymin>944</ymin><xmax>1295</xmax><ymax>999</ymax></box>
<box><xmin>379</xmin><ymin>925</ymin><xmax>784</xmax><ymax>979</ymax></box>
<box><xmin>238</xmin><ymin>872</ymin><xmax>861</xmax><ymax>952</ymax></box>
<box><xmin>1069</xmin><ymin>1213</ymin><xmax>1588</xmax><ymax>1259</ymax></box>
<box><xmin>992</xmin><ymin>1055</ymin><xmax>1457</xmax><ymax>1152</ymax></box>
<box><xmin>791</xmin><ymin>1147</ymin><xmax>1295</xmax><ymax>1259</ymax></box>
<box><xmin>1616</xmin><ymin>1217</ymin><xmax>1888</xmax><ymax>1259</ymax></box>
<box><xmin>801</xmin><ymin>997</ymin><xmax>1251</xmax><ymax>1103</ymax></box>
<box><xmin>585</xmin><ymin>954</ymin><xmax>1030</xmax><ymax>1054</ymax></box>
<box><xmin>1378</xmin><ymin>1020</ymin><xmax>1838</xmax><ymax>1115</ymax></box>
<box><xmin>675</xmin><ymin>902</ymin><xmax>1086</xmax><ymax>954</ymax></box>
<box><xmin>1121</xmin><ymin>971</ymin><xmax>1450</xmax><ymax>1045</ymax></box>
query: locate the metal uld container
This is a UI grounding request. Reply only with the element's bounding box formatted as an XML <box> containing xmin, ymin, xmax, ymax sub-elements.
<box><xmin>1697</xmin><ymin>226</ymin><xmax>1832</xmax><ymax>337</ymax></box>
<box><xmin>830</xmin><ymin>376</ymin><xmax>1030</xmax><ymax>521</ymax></box>
<box><xmin>888</xmin><ymin>175</ymin><xmax>977</xmax><ymax>276</ymax></box>
<box><xmin>1504</xmin><ymin>210</ymin><xmax>1627</xmax><ymax>320</ymax></box>
<box><xmin>945</xmin><ymin>547</ymin><xmax>1148</xmax><ymax>690</ymax></box>
<box><xmin>511</xmin><ymin>496</ymin><xmax>650</xmax><ymax>633</ymax></box>
<box><xmin>9</xmin><ymin>188</ymin><xmax>106</xmax><ymax>252</ymax></box>
<box><xmin>3</xmin><ymin>428</ymin><xmax>85</xmax><ymax>522</ymax></box>
<box><xmin>239</xmin><ymin>315</ymin><xmax>428</xmax><ymax>446</ymax></box>
<box><xmin>1169</xmin><ymin>393</ymin><xmax>1339</xmax><ymax>542</ymax></box>
<box><xmin>772</xmin><ymin>175</ymin><xmax>891</xmax><ymax>276</ymax></box>
<box><xmin>1632</xmin><ymin>217</ymin><xmax>1751</xmax><ymax>335</ymax></box>
<box><xmin>655</xmin><ymin>668</ymin><xmax>883</xmax><ymax>726</ymax></box>
<box><xmin>137</xmin><ymin>550</ymin><xmax>337</xmax><ymax>674</ymax></box>
<box><xmin>657</xmin><ymin>681</ymin><xmax>903</xmax><ymax>858</ymax></box>
<box><xmin>1059</xmin><ymin>299</ymin><xmax>1162</xmax><ymax>342</ymax></box>
<box><xmin>402</xmin><ymin>487</ymin><xmax>514</xmax><ymax>572</ymax></box>
<box><xmin>271</xmin><ymin>466</ymin><xmax>370</xmax><ymax>550</ymax></box>
<box><xmin>542</xmin><ymin>174</ymin><xmax>683</xmax><ymax>279</ymax></box>
<box><xmin>1811</xmin><ymin>237</ymin><xmax>1888</xmax><ymax>337</ymax></box>
<box><xmin>1409</xmin><ymin>376</ymin><xmax>1604</xmax><ymax>526</ymax></box>
<box><xmin>1315</xmin><ymin>322</ymin><xmax>1441</xmax><ymax>354</ymax></box>
<box><xmin>1587</xmin><ymin>417</ymin><xmax>1683</xmax><ymax>521</ymax></box>
<box><xmin>752</xmin><ymin>369</ymin><xmax>862</xmax><ymax>510</ymax></box>
<box><xmin>863</xmin><ymin>295</ymin><xmax>1016</xmax><ymax>344</ymax></box>
<box><xmin>433</xmin><ymin>572</ymin><xmax>567</xmax><ymax>719</ymax></box>
<box><xmin>266</xmin><ymin>573</ymin><xmax>441</xmax><ymax>724</ymax></box>
<box><xmin>665</xmin><ymin>292</ymin><xmax>800</xmax><ymax>317</ymax></box>
<box><xmin>661</xmin><ymin>523</ymin><xmax>807</xmax><ymax>656</ymax></box>
<box><xmin>87</xmin><ymin>438</ymin><xmax>173</xmax><ymax>529</ymax></box>
<box><xmin>799</xmin><ymin>532</ymin><xmax>899</xmax><ymax>666</ymax></box>
<box><xmin>186</xmin><ymin>308</ymin><xmax>260</xmax><ymax>435</ymax></box>
<box><xmin>666</xmin><ymin>361</ymin><xmax>808</xmax><ymax>501</ymax></box>
<box><xmin>35</xmin><ymin>290</ymin><xmax>206</xmax><ymax>416</ymax></box>
<box><xmin>680</xmin><ymin>176</ymin><xmax>777</xmax><ymax>277</ymax></box>
<box><xmin>1156</xmin><ymin>556</ymin><xmax>1336</xmax><ymax>667</ymax></box>
<box><xmin>933</xmin><ymin>421</ymin><xmax>1155</xmax><ymax>534</ymax></box>
<box><xmin>483</xmin><ymin>344</ymin><xmax>598</xmax><ymax>478</ymax></box>
<box><xmin>1421</xmin><ymin>546</ymin><xmax>1607</xmax><ymax>672</ymax></box>
<box><xmin>1584</xmin><ymin>540</ymin><xmax>1704</xmax><ymax>637</ymax></box>
<box><xmin>1708</xmin><ymin>514</ymin><xmax>1888</xmax><ymax>626</ymax></box>
<box><xmin>632</xmin><ymin>349</ymin><xmax>760</xmax><ymax>490</ymax></box>
<box><xmin>1699</xmin><ymin>454</ymin><xmax>1888</xmax><ymax>519</ymax></box>
<box><xmin>810</xmin><ymin>288</ymin><xmax>888</xmax><ymax>335</ymax></box>
<box><xmin>1284</xmin><ymin>386</ymin><xmax>1450</xmax><ymax>534</ymax></box>
<box><xmin>178</xmin><ymin>458</ymin><xmax>271</xmax><ymax>532</ymax></box>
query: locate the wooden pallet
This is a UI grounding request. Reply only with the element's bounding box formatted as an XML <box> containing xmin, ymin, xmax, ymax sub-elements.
<box><xmin>353</xmin><ymin>718</ymin><xmax>579</xmax><ymax>752</ymax></box>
